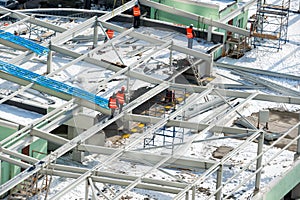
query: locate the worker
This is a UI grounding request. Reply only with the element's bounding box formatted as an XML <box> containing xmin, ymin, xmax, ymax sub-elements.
<box><xmin>116</xmin><ymin>86</ymin><xmax>126</xmax><ymax>113</ymax></box>
<box><xmin>104</xmin><ymin>29</ymin><xmax>114</xmax><ymax>43</ymax></box>
<box><xmin>132</xmin><ymin>2</ymin><xmax>141</xmax><ymax>28</ymax></box>
<box><xmin>186</xmin><ymin>24</ymin><xmax>196</xmax><ymax>49</ymax></box>
<box><xmin>108</xmin><ymin>92</ymin><xmax>119</xmax><ymax>119</ymax></box>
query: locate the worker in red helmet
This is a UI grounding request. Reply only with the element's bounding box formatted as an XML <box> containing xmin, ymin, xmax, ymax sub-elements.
<box><xmin>186</xmin><ymin>24</ymin><xmax>196</xmax><ymax>49</ymax></box>
<box><xmin>108</xmin><ymin>92</ymin><xmax>119</xmax><ymax>119</ymax></box>
<box><xmin>104</xmin><ymin>29</ymin><xmax>114</xmax><ymax>43</ymax></box>
<box><xmin>116</xmin><ymin>86</ymin><xmax>126</xmax><ymax>113</ymax></box>
<box><xmin>132</xmin><ymin>2</ymin><xmax>141</xmax><ymax>28</ymax></box>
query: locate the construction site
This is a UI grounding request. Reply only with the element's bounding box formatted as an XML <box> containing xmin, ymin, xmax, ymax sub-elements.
<box><xmin>0</xmin><ymin>0</ymin><xmax>299</xmax><ymax>199</ymax></box>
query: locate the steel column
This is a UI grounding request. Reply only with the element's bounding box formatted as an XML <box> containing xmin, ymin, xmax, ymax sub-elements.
<box><xmin>255</xmin><ymin>132</ymin><xmax>264</xmax><ymax>193</ymax></box>
<box><xmin>216</xmin><ymin>165</ymin><xmax>223</xmax><ymax>200</ymax></box>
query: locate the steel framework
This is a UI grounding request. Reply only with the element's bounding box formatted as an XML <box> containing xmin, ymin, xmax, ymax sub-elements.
<box><xmin>0</xmin><ymin>2</ymin><xmax>298</xmax><ymax>200</ymax></box>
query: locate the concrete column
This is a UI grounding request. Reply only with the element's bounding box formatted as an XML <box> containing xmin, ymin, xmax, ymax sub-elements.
<box><xmin>47</xmin><ymin>42</ymin><xmax>52</xmax><ymax>74</ymax></box>
<box><xmin>68</xmin><ymin>126</ymin><xmax>85</xmax><ymax>162</ymax></box>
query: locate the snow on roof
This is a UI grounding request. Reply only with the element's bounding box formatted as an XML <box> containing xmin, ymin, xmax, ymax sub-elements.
<box><xmin>1</xmin><ymin>5</ymin><xmax>300</xmax><ymax>200</ymax></box>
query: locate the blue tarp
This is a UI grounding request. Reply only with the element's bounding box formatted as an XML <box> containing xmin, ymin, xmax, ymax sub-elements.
<box><xmin>0</xmin><ymin>60</ymin><xmax>109</xmax><ymax>109</ymax></box>
<box><xmin>0</xmin><ymin>30</ymin><xmax>49</xmax><ymax>56</ymax></box>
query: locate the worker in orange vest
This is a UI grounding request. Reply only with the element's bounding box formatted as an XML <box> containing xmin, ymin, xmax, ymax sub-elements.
<box><xmin>132</xmin><ymin>2</ymin><xmax>141</xmax><ymax>28</ymax></box>
<box><xmin>116</xmin><ymin>86</ymin><xmax>126</xmax><ymax>113</ymax></box>
<box><xmin>104</xmin><ymin>29</ymin><xmax>114</xmax><ymax>43</ymax></box>
<box><xmin>186</xmin><ymin>24</ymin><xmax>196</xmax><ymax>49</ymax></box>
<box><xmin>108</xmin><ymin>92</ymin><xmax>119</xmax><ymax>119</ymax></box>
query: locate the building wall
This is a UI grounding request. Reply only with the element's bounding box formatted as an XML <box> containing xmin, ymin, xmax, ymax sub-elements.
<box><xmin>150</xmin><ymin>0</ymin><xmax>219</xmax><ymax>29</ymax></box>
<box><xmin>0</xmin><ymin>126</ymin><xmax>48</xmax><ymax>185</ymax></box>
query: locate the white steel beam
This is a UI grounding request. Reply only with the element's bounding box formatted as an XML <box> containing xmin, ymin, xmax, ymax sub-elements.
<box><xmin>220</xmin><ymin>0</ymin><xmax>257</xmax><ymax>23</ymax></box>
<box><xmin>41</xmin><ymin>168</ymin><xmax>183</xmax><ymax>194</ymax></box>
<box><xmin>0</xmin><ymin>154</ymin><xmax>31</xmax><ymax>169</ymax></box>
<box><xmin>30</xmin><ymin>129</ymin><xmax>69</xmax><ymax>146</ymax></box>
<box><xmin>101</xmin><ymin>21</ymin><xmax>212</xmax><ymax>62</ymax></box>
<box><xmin>97</xmin><ymin>0</ymin><xmax>137</xmax><ymax>22</ymax></box>
<box><xmin>77</xmin><ymin>144</ymin><xmax>217</xmax><ymax>169</ymax></box>
<box><xmin>53</xmin><ymin>87</ymin><xmax>212</xmax><ymax>199</ymax></box>
<box><xmin>1</xmin><ymin>148</ymin><xmax>38</xmax><ymax>164</ymax></box>
<box><xmin>0</xmin><ymin>7</ymin><xmax>66</xmax><ymax>33</ymax></box>
<box><xmin>123</xmin><ymin>114</ymin><xmax>256</xmax><ymax>134</ymax></box>
<box><xmin>139</xmin><ymin>0</ymin><xmax>250</xmax><ymax>36</ymax></box>
<box><xmin>0</xmin><ymin>71</ymin><xmax>110</xmax><ymax>114</ymax></box>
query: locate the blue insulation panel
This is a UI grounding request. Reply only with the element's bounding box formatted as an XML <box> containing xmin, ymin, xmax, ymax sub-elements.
<box><xmin>0</xmin><ymin>60</ymin><xmax>109</xmax><ymax>110</ymax></box>
<box><xmin>0</xmin><ymin>30</ymin><xmax>49</xmax><ymax>56</ymax></box>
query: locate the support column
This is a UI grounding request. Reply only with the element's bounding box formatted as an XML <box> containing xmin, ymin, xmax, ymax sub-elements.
<box><xmin>93</xmin><ymin>19</ymin><xmax>98</xmax><ymax>48</ymax></box>
<box><xmin>47</xmin><ymin>42</ymin><xmax>52</xmax><ymax>74</ymax></box>
<box><xmin>216</xmin><ymin>164</ymin><xmax>223</xmax><ymax>200</ymax></box>
<box><xmin>192</xmin><ymin>186</ymin><xmax>196</xmax><ymax>200</ymax></box>
<box><xmin>169</xmin><ymin>41</ymin><xmax>173</xmax><ymax>66</ymax></box>
<box><xmin>295</xmin><ymin>114</ymin><xmax>300</xmax><ymax>160</ymax></box>
<box><xmin>85</xmin><ymin>179</ymin><xmax>89</xmax><ymax>200</ymax></box>
<box><xmin>185</xmin><ymin>190</ymin><xmax>189</xmax><ymax>200</ymax></box>
<box><xmin>255</xmin><ymin>131</ymin><xmax>264</xmax><ymax>193</ymax></box>
<box><xmin>207</xmin><ymin>25</ymin><xmax>213</xmax><ymax>42</ymax></box>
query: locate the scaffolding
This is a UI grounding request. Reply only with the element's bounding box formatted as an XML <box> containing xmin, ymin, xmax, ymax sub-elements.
<box><xmin>252</xmin><ymin>0</ymin><xmax>290</xmax><ymax>50</ymax></box>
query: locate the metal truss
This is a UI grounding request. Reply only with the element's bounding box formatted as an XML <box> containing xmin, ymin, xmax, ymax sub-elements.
<box><xmin>0</xmin><ymin>3</ymin><xmax>299</xmax><ymax>200</ymax></box>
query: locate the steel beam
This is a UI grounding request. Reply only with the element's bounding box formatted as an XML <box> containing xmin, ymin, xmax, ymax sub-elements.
<box><xmin>30</xmin><ymin>129</ymin><xmax>69</xmax><ymax>146</ymax></box>
<box><xmin>97</xmin><ymin>0</ymin><xmax>137</xmax><ymax>22</ymax></box>
<box><xmin>101</xmin><ymin>21</ymin><xmax>212</xmax><ymax>62</ymax></box>
<box><xmin>0</xmin><ymin>154</ymin><xmax>31</xmax><ymax>169</ymax></box>
<box><xmin>139</xmin><ymin>0</ymin><xmax>250</xmax><ymax>36</ymax></box>
<box><xmin>214</xmin><ymin>62</ymin><xmax>300</xmax><ymax>81</ymax></box>
<box><xmin>0</xmin><ymin>71</ymin><xmax>110</xmax><ymax>114</ymax></box>
<box><xmin>1</xmin><ymin>148</ymin><xmax>38</xmax><ymax>164</ymax></box>
<box><xmin>0</xmin><ymin>7</ymin><xmax>66</xmax><ymax>33</ymax></box>
<box><xmin>77</xmin><ymin>144</ymin><xmax>217</xmax><ymax>170</ymax></box>
<box><xmin>123</xmin><ymin>114</ymin><xmax>255</xmax><ymax>134</ymax></box>
<box><xmin>220</xmin><ymin>0</ymin><xmax>257</xmax><ymax>23</ymax></box>
<box><xmin>41</xmin><ymin>168</ymin><xmax>183</xmax><ymax>194</ymax></box>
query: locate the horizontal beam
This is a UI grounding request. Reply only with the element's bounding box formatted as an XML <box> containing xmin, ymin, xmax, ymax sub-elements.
<box><xmin>31</xmin><ymin>129</ymin><xmax>69</xmax><ymax>146</ymax></box>
<box><xmin>101</xmin><ymin>21</ymin><xmax>212</xmax><ymax>62</ymax></box>
<box><xmin>0</xmin><ymin>71</ymin><xmax>110</xmax><ymax>115</ymax></box>
<box><xmin>77</xmin><ymin>144</ymin><xmax>217</xmax><ymax>170</ymax></box>
<box><xmin>139</xmin><ymin>0</ymin><xmax>250</xmax><ymax>36</ymax></box>
<box><xmin>214</xmin><ymin>62</ymin><xmax>300</xmax><ymax>81</ymax></box>
<box><xmin>41</xmin><ymin>168</ymin><xmax>183</xmax><ymax>194</ymax></box>
<box><xmin>0</xmin><ymin>153</ymin><xmax>31</xmax><ymax>169</ymax></box>
<box><xmin>124</xmin><ymin>114</ymin><xmax>255</xmax><ymax>134</ymax></box>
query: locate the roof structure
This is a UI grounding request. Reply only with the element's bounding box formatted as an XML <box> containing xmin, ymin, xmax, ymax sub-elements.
<box><xmin>0</xmin><ymin>1</ymin><xmax>299</xmax><ymax>200</ymax></box>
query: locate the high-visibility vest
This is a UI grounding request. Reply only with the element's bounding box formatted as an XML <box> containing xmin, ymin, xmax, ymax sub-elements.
<box><xmin>109</xmin><ymin>97</ymin><xmax>118</xmax><ymax>109</ymax></box>
<box><xmin>106</xmin><ymin>29</ymin><xmax>114</xmax><ymax>39</ymax></box>
<box><xmin>186</xmin><ymin>27</ymin><xmax>194</xmax><ymax>39</ymax></box>
<box><xmin>133</xmin><ymin>6</ymin><xmax>141</xmax><ymax>17</ymax></box>
<box><xmin>116</xmin><ymin>91</ymin><xmax>125</xmax><ymax>104</ymax></box>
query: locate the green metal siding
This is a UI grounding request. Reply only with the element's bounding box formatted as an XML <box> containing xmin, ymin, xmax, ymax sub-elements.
<box><xmin>0</xmin><ymin>126</ymin><xmax>48</xmax><ymax>184</ymax></box>
<box><xmin>30</xmin><ymin>138</ymin><xmax>47</xmax><ymax>160</ymax></box>
<box><xmin>150</xmin><ymin>0</ymin><xmax>219</xmax><ymax>29</ymax></box>
<box><xmin>262</xmin><ymin>161</ymin><xmax>300</xmax><ymax>200</ymax></box>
